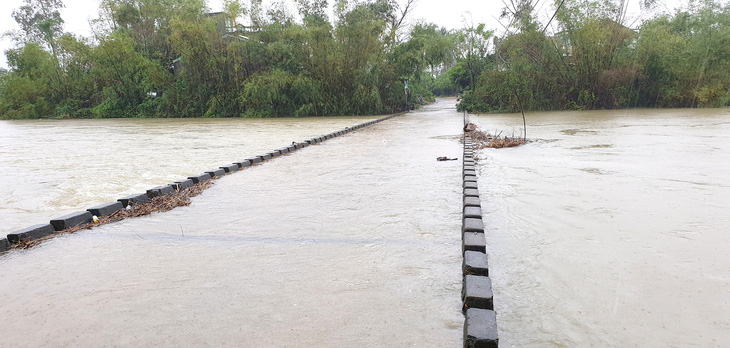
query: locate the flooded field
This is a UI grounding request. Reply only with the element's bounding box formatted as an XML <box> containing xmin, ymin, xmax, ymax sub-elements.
<box><xmin>473</xmin><ymin>108</ymin><xmax>730</xmax><ymax>347</ymax></box>
<box><xmin>0</xmin><ymin>101</ymin><xmax>465</xmax><ymax>346</ymax></box>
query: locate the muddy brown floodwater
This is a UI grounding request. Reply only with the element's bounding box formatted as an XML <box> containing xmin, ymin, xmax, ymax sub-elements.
<box><xmin>0</xmin><ymin>100</ymin><xmax>465</xmax><ymax>346</ymax></box>
<box><xmin>472</xmin><ymin>108</ymin><xmax>730</xmax><ymax>347</ymax></box>
<box><xmin>0</xmin><ymin>116</ymin><xmax>380</xmax><ymax>236</ymax></box>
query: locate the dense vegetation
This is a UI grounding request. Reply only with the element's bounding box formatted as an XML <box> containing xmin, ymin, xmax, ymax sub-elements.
<box><xmin>0</xmin><ymin>0</ymin><xmax>455</xmax><ymax>118</ymax></box>
<box><xmin>1</xmin><ymin>0</ymin><xmax>728</xmax><ymax>119</ymax></box>
<box><xmin>455</xmin><ymin>0</ymin><xmax>730</xmax><ymax>113</ymax></box>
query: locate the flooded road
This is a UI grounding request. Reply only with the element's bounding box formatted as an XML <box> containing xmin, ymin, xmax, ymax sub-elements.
<box><xmin>0</xmin><ymin>100</ymin><xmax>465</xmax><ymax>346</ymax></box>
<box><xmin>473</xmin><ymin>108</ymin><xmax>730</xmax><ymax>347</ymax></box>
<box><xmin>0</xmin><ymin>116</ymin><xmax>379</xmax><ymax>236</ymax></box>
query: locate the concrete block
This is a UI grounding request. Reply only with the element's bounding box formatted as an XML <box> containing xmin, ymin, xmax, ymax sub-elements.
<box><xmin>147</xmin><ymin>185</ymin><xmax>174</xmax><ymax>198</ymax></box>
<box><xmin>464</xmin><ymin>308</ymin><xmax>498</xmax><ymax>348</ymax></box>
<box><xmin>269</xmin><ymin>151</ymin><xmax>281</xmax><ymax>158</ymax></box>
<box><xmin>173</xmin><ymin>179</ymin><xmax>194</xmax><ymax>190</ymax></box>
<box><xmin>464</xmin><ymin>206</ymin><xmax>482</xmax><ymax>218</ymax></box>
<box><xmin>87</xmin><ymin>202</ymin><xmax>123</xmax><ymax>217</ymax></box>
<box><xmin>188</xmin><ymin>173</ymin><xmax>212</xmax><ymax>184</ymax></box>
<box><xmin>235</xmin><ymin>160</ymin><xmax>251</xmax><ymax>168</ymax></box>
<box><xmin>464</xmin><ymin>156</ymin><xmax>474</xmax><ymax>161</ymax></box>
<box><xmin>463</xmin><ymin>251</ymin><xmax>489</xmax><ymax>276</ymax></box>
<box><xmin>7</xmin><ymin>224</ymin><xmax>55</xmax><ymax>243</ymax></box>
<box><xmin>50</xmin><ymin>211</ymin><xmax>93</xmax><ymax>231</ymax></box>
<box><xmin>118</xmin><ymin>193</ymin><xmax>149</xmax><ymax>207</ymax></box>
<box><xmin>278</xmin><ymin>147</ymin><xmax>289</xmax><ymax>154</ymax></box>
<box><xmin>464</xmin><ymin>181</ymin><xmax>478</xmax><ymax>189</ymax></box>
<box><xmin>0</xmin><ymin>238</ymin><xmax>9</xmax><ymax>252</ymax></box>
<box><xmin>248</xmin><ymin>157</ymin><xmax>262</xmax><ymax>164</ymax></box>
<box><xmin>464</xmin><ymin>175</ymin><xmax>478</xmax><ymax>182</ymax></box>
<box><xmin>464</xmin><ymin>169</ymin><xmax>477</xmax><ymax>177</ymax></box>
<box><xmin>299</xmin><ymin>142</ymin><xmax>309</xmax><ymax>148</ymax></box>
<box><xmin>463</xmin><ymin>232</ymin><xmax>486</xmax><ymax>254</ymax></box>
<box><xmin>287</xmin><ymin>145</ymin><xmax>296</xmax><ymax>152</ymax></box>
<box><xmin>464</xmin><ymin>161</ymin><xmax>475</xmax><ymax>168</ymax></box>
<box><xmin>463</xmin><ymin>217</ymin><xmax>485</xmax><ymax>233</ymax></box>
<box><xmin>464</xmin><ymin>165</ymin><xmax>476</xmax><ymax>171</ymax></box>
<box><xmin>220</xmin><ymin>164</ymin><xmax>239</xmax><ymax>173</ymax></box>
<box><xmin>462</xmin><ymin>275</ymin><xmax>494</xmax><ymax>310</ymax></box>
<box><xmin>259</xmin><ymin>154</ymin><xmax>272</xmax><ymax>161</ymax></box>
<box><xmin>206</xmin><ymin>169</ymin><xmax>226</xmax><ymax>178</ymax></box>
<box><xmin>464</xmin><ymin>188</ymin><xmax>480</xmax><ymax>197</ymax></box>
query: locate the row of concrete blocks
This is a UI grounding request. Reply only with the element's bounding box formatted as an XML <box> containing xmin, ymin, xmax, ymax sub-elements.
<box><xmin>0</xmin><ymin>114</ymin><xmax>400</xmax><ymax>253</ymax></box>
<box><xmin>462</xmin><ymin>136</ymin><xmax>499</xmax><ymax>348</ymax></box>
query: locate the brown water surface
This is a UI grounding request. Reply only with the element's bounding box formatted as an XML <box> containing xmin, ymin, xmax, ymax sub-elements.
<box><xmin>0</xmin><ymin>116</ymin><xmax>379</xmax><ymax>236</ymax></box>
<box><xmin>473</xmin><ymin>108</ymin><xmax>730</xmax><ymax>347</ymax></box>
<box><xmin>0</xmin><ymin>101</ymin><xmax>465</xmax><ymax>346</ymax></box>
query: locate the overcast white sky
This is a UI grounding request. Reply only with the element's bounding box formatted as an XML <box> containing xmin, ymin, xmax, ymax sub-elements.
<box><xmin>0</xmin><ymin>0</ymin><xmax>689</xmax><ymax>69</ymax></box>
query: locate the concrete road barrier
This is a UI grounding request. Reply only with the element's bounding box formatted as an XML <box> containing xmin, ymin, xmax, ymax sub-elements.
<box><xmin>462</xmin><ymin>232</ymin><xmax>486</xmax><ymax>254</ymax></box>
<box><xmin>118</xmin><ymin>193</ymin><xmax>149</xmax><ymax>207</ymax></box>
<box><xmin>463</xmin><ymin>217</ymin><xmax>485</xmax><ymax>233</ymax></box>
<box><xmin>87</xmin><ymin>202</ymin><xmax>123</xmax><ymax>217</ymax></box>
<box><xmin>463</xmin><ymin>206</ymin><xmax>482</xmax><ymax>219</ymax></box>
<box><xmin>462</xmin><ymin>275</ymin><xmax>494</xmax><ymax>311</ymax></box>
<box><xmin>147</xmin><ymin>185</ymin><xmax>174</xmax><ymax>198</ymax></box>
<box><xmin>464</xmin><ymin>175</ymin><xmax>477</xmax><ymax>182</ymax></box>
<box><xmin>220</xmin><ymin>164</ymin><xmax>239</xmax><ymax>173</ymax></box>
<box><xmin>188</xmin><ymin>173</ymin><xmax>212</xmax><ymax>184</ymax></box>
<box><xmin>50</xmin><ymin>211</ymin><xmax>93</xmax><ymax>231</ymax></box>
<box><xmin>173</xmin><ymin>179</ymin><xmax>194</xmax><ymax>190</ymax></box>
<box><xmin>463</xmin><ymin>251</ymin><xmax>489</xmax><ymax>276</ymax></box>
<box><xmin>7</xmin><ymin>224</ymin><xmax>55</xmax><ymax>243</ymax></box>
<box><xmin>206</xmin><ymin>169</ymin><xmax>226</xmax><ymax>178</ymax></box>
<box><xmin>464</xmin><ymin>170</ymin><xmax>477</xmax><ymax>178</ymax></box>
<box><xmin>464</xmin><ymin>196</ymin><xmax>481</xmax><ymax>207</ymax></box>
<box><xmin>464</xmin><ymin>188</ymin><xmax>480</xmax><ymax>197</ymax></box>
<box><xmin>464</xmin><ymin>181</ymin><xmax>478</xmax><ymax>189</ymax></box>
<box><xmin>464</xmin><ymin>308</ymin><xmax>499</xmax><ymax>348</ymax></box>
<box><xmin>234</xmin><ymin>160</ymin><xmax>251</xmax><ymax>168</ymax></box>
